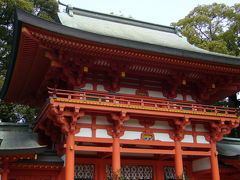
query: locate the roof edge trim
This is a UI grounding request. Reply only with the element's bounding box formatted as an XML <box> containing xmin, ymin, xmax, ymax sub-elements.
<box><xmin>70</xmin><ymin>7</ymin><xmax>177</xmax><ymax>34</ymax></box>
<box><xmin>0</xmin><ymin>8</ymin><xmax>22</xmax><ymax>101</ymax></box>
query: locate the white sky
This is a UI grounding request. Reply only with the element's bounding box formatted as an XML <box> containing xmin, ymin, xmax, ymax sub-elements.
<box><xmin>59</xmin><ymin>0</ymin><xmax>239</xmax><ymax>26</ymax></box>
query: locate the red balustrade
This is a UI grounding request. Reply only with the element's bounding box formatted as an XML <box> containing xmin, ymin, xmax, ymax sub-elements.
<box><xmin>48</xmin><ymin>88</ymin><xmax>238</xmax><ymax>117</ymax></box>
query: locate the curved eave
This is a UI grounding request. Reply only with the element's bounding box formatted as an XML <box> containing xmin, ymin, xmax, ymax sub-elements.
<box><xmin>13</xmin><ymin>8</ymin><xmax>240</xmax><ymax>66</ymax></box>
<box><xmin>1</xmin><ymin>8</ymin><xmax>240</xmax><ymax>101</ymax></box>
<box><xmin>0</xmin><ymin>146</ymin><xmax>47</xmax><ymax>155</ymax></box>
<box><xmin>0</xmin><ymin>9</ymin><xmax>22</xmax><ymax>100</ymax></box>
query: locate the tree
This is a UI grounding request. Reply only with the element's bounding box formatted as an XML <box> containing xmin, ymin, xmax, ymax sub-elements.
<box><xmin>172</xmin><ymin>3</ymin><xmax>240</xmax><ymax>137</ymax></box>
<box><xmin>172</xmin><ymin>3</ymin><xmax>240</xmax><ymax>56</ymax></box>
<box><xmin>0</xmin><ymin>0</ymin><xmax>58</xmax><ymax>122</ymax></box>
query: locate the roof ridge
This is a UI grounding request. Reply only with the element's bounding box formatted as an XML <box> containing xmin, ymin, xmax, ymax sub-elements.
<box><xmin>59</xmin><ymin>3</ymin><xmax>177</xmax><ymax>34</ymax></box>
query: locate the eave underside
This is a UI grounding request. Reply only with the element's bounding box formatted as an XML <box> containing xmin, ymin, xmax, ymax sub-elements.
<box><xmin>3</xmin><ymin>23</ymin><xmax>240</xmax><ymax>106</ymax></box>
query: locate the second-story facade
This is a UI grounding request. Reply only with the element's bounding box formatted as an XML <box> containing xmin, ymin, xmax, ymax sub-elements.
<box><xmin>1</xmin><ymin>6</ymin><xmax>240</xmax><ymax>180</ymax></box>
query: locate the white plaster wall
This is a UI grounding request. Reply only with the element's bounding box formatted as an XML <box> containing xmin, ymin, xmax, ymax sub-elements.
<box><xmin>96</xmin><ymin>116</ymin><xmax>112</xmax><ymax>125</ymax></box>
<box><xmin>196</xmin><ymin>136</ymin><xmax>209</xmax><ymax>144</ymax></box>
<box><xmin>181</xmin><ymin>135</ymin><xmax>194</xmax><ymax>143</ymax></box>
<box><xmin>96</xmin><ymin>129</ymin><xmax>112</xmax><ymax>138</ymax></box>
<box><xmin>196</xmin><ymin>124</ymin><xmax>208</xmax><ymax>132</ymax></box>
<box><xmin>124</xmin><ymin>119</ymin><xmax>144</xmax><ymax>128</ymax></box>
<box><xmin>185</xmin><ymin>125</ymin><xmax>192</xmax><ymax>131</ymax></box>
<box><xmin>192</xmin><ymin>157</ymin><xmax>211</xmax><ymax>172</ymax></box>
<box><xmin>148</xmin><ymin>90</ymin><xmax>164</xmax><ymax>98</ymax></box>
<box><xmin>77</xmin><ymin>115</ymin><xmax>92</xmax><ymax>124</ymax></box>
<box><xmin>186</xmin><ymin>95</ymin><xmax>194</xmax><ymax>102</ymax></box>
<box><xmin>154</xmin><ymin>133</ymin><xmax>174</xmax><ymax>142</ymax></box>
<box><xmin>120</xmin><ymin>131</ymin><xmax>142</xmax><ymax>140</ymax></box>
<box><xmin>151</xmin><ymin>121</ymin><xmax>173</xmax><ymax>130</ymax></box>
<box><xmin>118</xmin><ymin>87</ymin><xmax>136</xmax><ymax>95</ymax></box>
<box><xmin>175</xmin><ymin>94</ymin><xmax>183</xmax><ymax>101</ymax></box>
<box><xmin>75</xmin><ymin>128</ymin><xmax>92</xmax><ymax>137</ymax></box>
<box><xmin>97</xmin><ymin>84</ymin><xmax>107</xmax><ymax>91</ymax></box>
<box><xmin>84</xmin><ymin>83</ymin><xmax>93</xmax><ymax>90</ymax></box>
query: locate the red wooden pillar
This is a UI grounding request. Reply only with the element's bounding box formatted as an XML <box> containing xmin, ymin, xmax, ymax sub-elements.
<box><xmin>210</xmin><ymin>142</ymin><xmax>220</xmax><ymax>180</ymax></box>
<box><xmin>175</xmin><ymin>141</ymin><xmax>183</xmax><ymax>180</ymax></box>
<box><xmin>65</xmin><ymin>132</ymin><xmax>75</xmax><ymax>180</ymax></box>
<box><xmin>2</xmin><ymin>170</ymin><xmax>9</xmax><ymax>180</ymax></box>
<box><xmin>1</xmin><ymin>162</ymin><xmax>9</xmax><ymax>180</ymax></box>
<box><xmin>112</xmin><ymin>137</ymin><xmax>121</xmax><ymax>180</ymax></box>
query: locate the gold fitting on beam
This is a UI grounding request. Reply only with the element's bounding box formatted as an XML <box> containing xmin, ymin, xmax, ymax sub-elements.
<box><xmin>51</xmin><ymin>60</ymin><xmax>57</xmax><ymax>67</ymax></box>
<box><xmin>22</xmin><ymin>27</ymin><xmax>27</xmax><ymax>33</ymax></box>
<box><xmin>84</xmin><ymin>66</ymin><xmax>88</xmax><ymax>72</ymax></box>
<box><xmin>35</xmin><ymin>154</ymin><xmax>38</xmax><ymax>160</ymax></box>
<box><xmin>121</xmin><ymin>72</ymin><xmax>126</xmax><ymax>78</ymax></box>
<box><xmin>212</xmin><ymin>83</ymin><xmax>216</xmax><ymax>88</ymax></box>
<box><xmin>182</xmin><ymin>80</ymin><xmax>186</xmax><ymax>85</ymax></box>
<box><xmin>70</xmin><ymin>145</ymin><xmax>74</xmax><ymax>150</ymax></box>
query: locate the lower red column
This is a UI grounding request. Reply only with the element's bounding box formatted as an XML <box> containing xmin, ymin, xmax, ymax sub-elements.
<box><xmin>65</xmin><ymin>132</ymin><xmax>75</xmax><ymax>180</ymax></box>
<box><xmin>210</xmin><ymin>142</ymin><xmax>220</xmax><ymax>180</ymax></box>
<box><xmin>175</xmin><ymin>141</ymin><xmax>183</xmax><ymax>180</ymax></box>
<box><xmin>112</xmin><ymin>138</ymin><xmax>121</xmax><ymax>180</ymax></box>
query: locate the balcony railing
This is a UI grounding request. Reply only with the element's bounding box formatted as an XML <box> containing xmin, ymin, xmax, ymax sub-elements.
<box><xmin>48</xmin><ymin>88</ymin><xmax>238</xmax><ymax>117</ymax></box>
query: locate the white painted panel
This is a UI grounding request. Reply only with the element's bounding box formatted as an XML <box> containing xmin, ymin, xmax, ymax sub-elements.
<box><xmin>185</xmin><ymin>125</ymin><xmax>192</xmax><ymax>131</ymax></box>
<box><xmin>148</xmin><ymin>90</ymin><xmax>164</xmax><ymax>98</ymax></box>
<box><xmin>197</xmin><ymin>136</ymin><xmax>209</xmax><ymax>144</ymax></box>
<box><xmin>175</xmin><ymin>94</ymin><xmax>183</xmax><ymax>100</ymax></box>
<box><xmin>119</xmin><ymin>87</ymin><xmax>136</xmax><ymax>95</ymax></box>
<box><xmin>77</xmin><ymin>115</ymin><xmax>92</xmax><ymax>124</ymax></box>
<box><xmin>84</xmin><ymin>83</ymin><xmax>93</xmax><ymax>90</ymax></box>
<box><xmin>124</xmin><ymin>119</ymin><xmax>144</xmax><ymax>128</ymax></box>
<box><xmin>186</xmin><ymin>95</ymin><xmax>194</xmax><ymax>101</ymax></box>
<box><xmin>75</xmin><ymin>128</ymin><xmax>92</xmax><ymax>137</ymax></box>
<box><xmin>196</xmin><ymin>124</ymin><xmax>208</xmax><ymax>132</ymax></box>
<box><xmin>181</xmin><ymin>135</ymin><xmax>194</xmax><ymax>143</ymax></box>
<box><xmin>120</xmin><ymin>131</ymin><xmax>141</xmax><ymax>140</ymax></box>
<box><xmin>151</xmin><ymin>121</ymin><xmax>173</xmax><ymax>130</ymax></box>
<box><xmin>96</xmin><ymin>129</ymin><xmax>112</xmax><ymax>138</ymax></box>
<box><xmin>96</xmin><ymin>116</ymin><xmax>112</xmax><ymax>125</ymax></box>
<box><xmin>154</xmin><ymin>133</ymin><xmax>174</xmax><ymax>142</ymax></box>
<box><xmin>192</xmin><ymin>157</ymin><xmax>211</xmax><ymax>172</ymax></box>
<box><xmin>97</xmin><ymin>84</ymin><xmax>107</xmax><ymax>91</ymax></box>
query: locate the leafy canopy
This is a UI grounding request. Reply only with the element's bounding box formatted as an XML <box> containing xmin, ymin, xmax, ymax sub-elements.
<box><xmin>0</xmin><ymin>0</ymin><xmax>58</xmax><ymax>122</ymax></box>
<box><xmin>173</xmin><ymin>3</ymin><xmax>240</xmax><ymax>137</ymax></box>
<box><xmin>172</xmin><ymin>3</ymin><xmax>240</xmax><ymax>56</ymax></box>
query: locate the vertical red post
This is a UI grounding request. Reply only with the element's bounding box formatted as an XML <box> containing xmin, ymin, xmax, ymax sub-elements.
<box><xmin>65</xmin><ymin>132</ymin><xmax>75</xmax><ymax>180</ymax></box>
<box><xmin>112</xmin><ymin>138</ymin><xmax>121</xmax><ymax>180</ymax></box>
<box><xmin>175</xmin><ymin>141</ymin><xmax>183</xmax><ymax>180</ymax></box>
<box><xmin>210</xmin><ymin>142</ymin><xmax>220</xmax><ymax>180</ymax></box>
<box><xmin>1</xmin><ymin>162</ymin><xmax>9</xmax><ymax>180</ymax></box>
<box><xmin>2</xmin><ymin>170</ymin><xmax>9</xmax><ymax>180</ymax></box>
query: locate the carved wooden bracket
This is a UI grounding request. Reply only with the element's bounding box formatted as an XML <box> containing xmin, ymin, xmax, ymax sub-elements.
<box><xmin>205</xmin><ymin>120</ymin><xmax>239</xmax><ymax>142</ymax></box>
<box><xmin>48</xmin><ymin>105</ymin><xmax>85</xmax><ymax>134</ymax></box>
<box><xmin>169</xmin><ymin>117</ymin><xmax>190</xmax><ymax>141</ymax></box>
<box><xmin>110</xmin><ymin>111</ymin><xmax>130</xmax><ymax>138</ymax></box>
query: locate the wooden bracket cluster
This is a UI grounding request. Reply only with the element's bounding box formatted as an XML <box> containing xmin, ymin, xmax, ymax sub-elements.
<box><xmin>169</xmin><ymin>116</ymin><xmax>190</xmax><ymax>141</ymax></box>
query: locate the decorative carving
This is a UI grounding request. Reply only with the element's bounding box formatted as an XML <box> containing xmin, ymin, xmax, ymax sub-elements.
<box><xmin>110</xmin><ymin>111</ymin><xmax>129</xmax><ymax>138</ymax></box>
<box><xmin>205</xmin><ymin>120</ymin><xmax>239</xmax><ymax>142</ymax></box>
<box><xmin>48</xmin><ymin>105</ymin><xmax>85</xmax><ymax>134</ymax></box>
<box><xmin>169</xmin><ymin>117</ymin><xmax>190</xmax><ymax>141</ymax></box>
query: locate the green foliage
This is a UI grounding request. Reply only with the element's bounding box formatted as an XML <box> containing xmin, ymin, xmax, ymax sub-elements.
<box><xmin>172</xmin><ymin>3</ymin><xmax>240</xmax><ymax>56</ymax></box>
<box><xmin>0</xmin><ymin>0</ymin><xmax>58</xmax><ymax>122</ymax></box>
<box><xmin>173</xmin><ymin>3</ymin><xmax>240</xmax><ymax>137</ymax></box>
